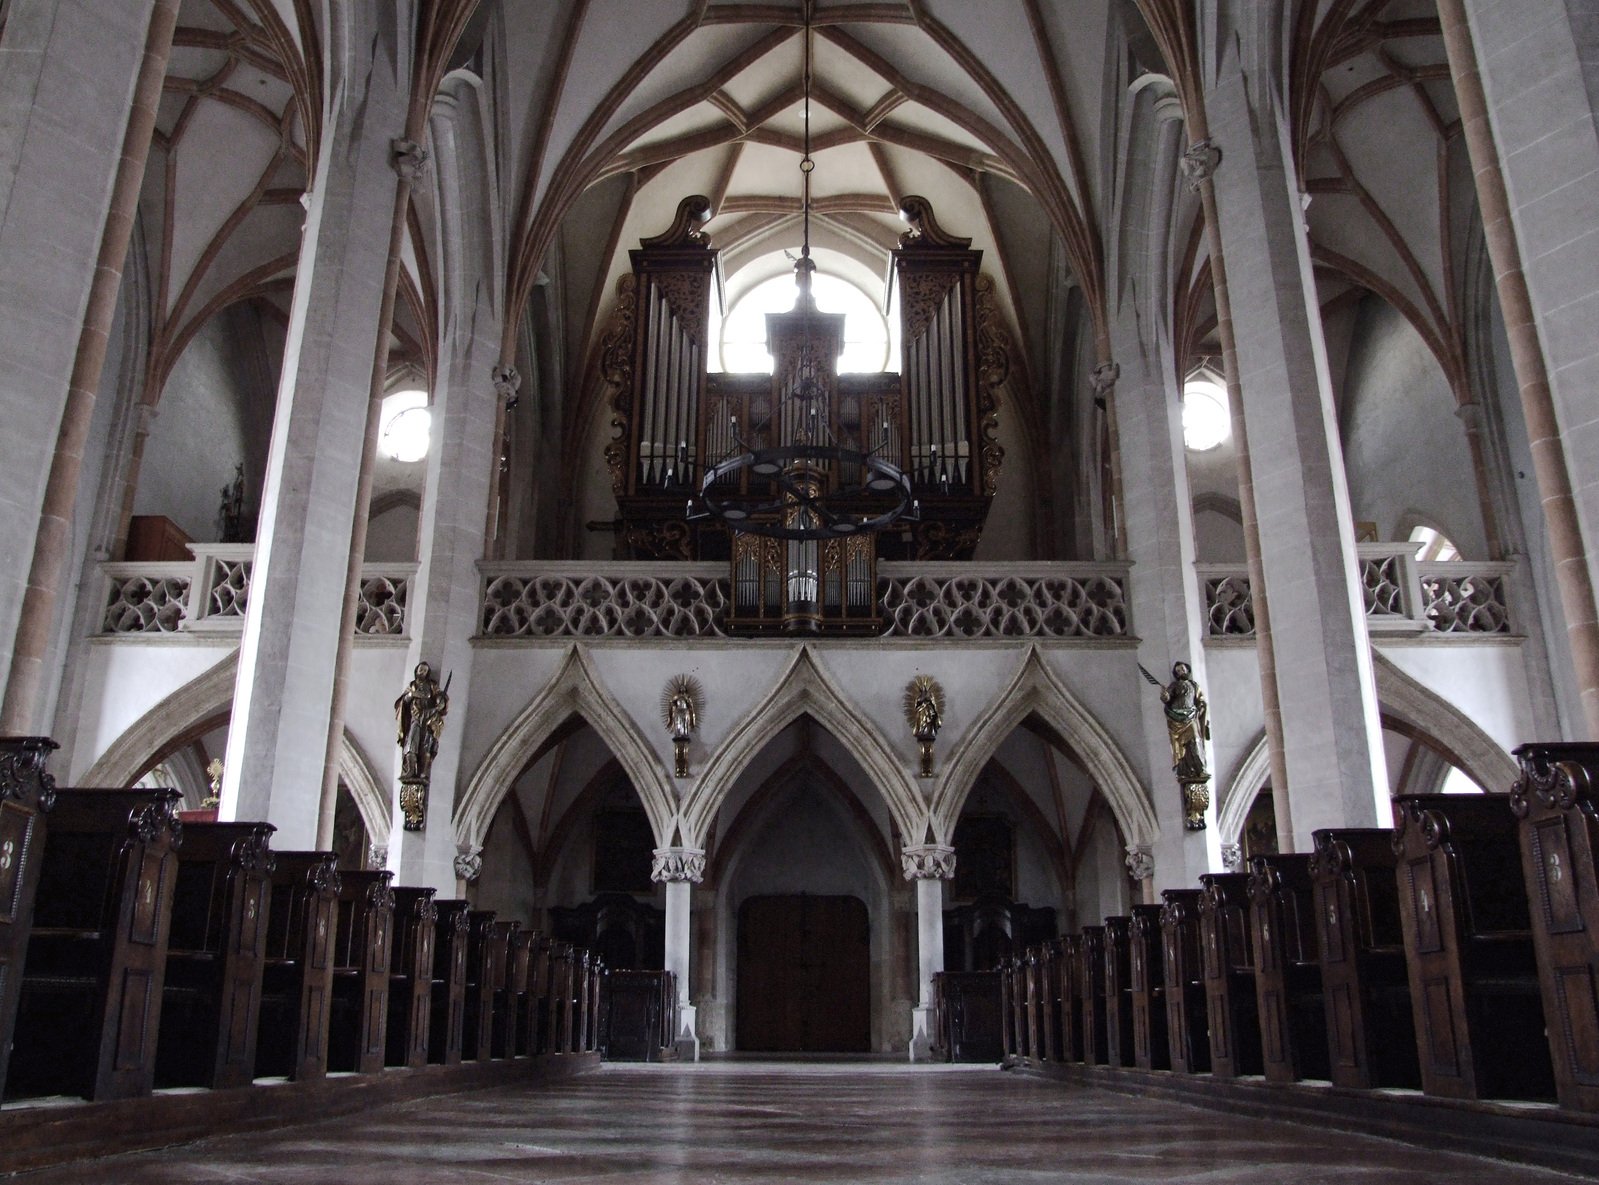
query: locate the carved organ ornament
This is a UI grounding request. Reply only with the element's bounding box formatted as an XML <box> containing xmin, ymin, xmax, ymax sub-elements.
<box><xmin>602</xmin><ymin>194</ymin><xmax>1007</xmax><ymax>636</ymax></box>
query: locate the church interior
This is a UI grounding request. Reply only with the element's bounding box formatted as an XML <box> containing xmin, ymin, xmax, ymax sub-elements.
<box><xmin>1</xmin><ymin>0</ymin><xmax>1598</xmax><ymax>1178</ymax></box>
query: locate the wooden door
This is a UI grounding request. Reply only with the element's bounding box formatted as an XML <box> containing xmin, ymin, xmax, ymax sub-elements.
<box><xmin>737</xmin><ymin>895</ymin><xmax>869</xmax><ymax>1052</ymax></box>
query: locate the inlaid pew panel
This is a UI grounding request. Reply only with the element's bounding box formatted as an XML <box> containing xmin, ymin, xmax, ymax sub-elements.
<box><xmin>155</xmin><ymin>821</ymin><xmax>275</xmax><ymax>1090</ymax></box>
<box><xmin>429</xmin><ymin>900</ymin><xmax>471</xmax><ymax>1065</ymax></box>
<box><xmin>8</xmin><ymin>787</ymin><xmax>182</xmax><ymax>1102</ymax></box>
<box><xmin>386</xmin><ymin>886</ymin><xmax>436</xmax><ymax>1067</ymax></box>
<box><xmin>1199</xmin><ymin>872</ymin><xmax>1261</xmax><ymax>1078</ymax></box>
<box><xmin>1130</xmin><ymin>904</ymin><xmax>1170</xmax><ymax>1071</ymax></box>
<box><xmin>1394</xmin><ymin>794</ymin><xmax>1555</xmax><ymax>1101</ymax></box>
<box><xmin>1310</xmin><ymin>828</ymin><xmax>1418</xmax><ymax>1090</ymax></box>
<box><xmin>327</xmin><ymin>870</ymin><xmax>394</xmax><ymax>1074</ymax></box>
<box><xmin>1103</xmin><ymin>917</ymin><xmax>1135</xmax><ymax>1068</ymax></box>
<box><xmin>255</xmin><ymin>851</ymin><xmax>339</xmax><ymax>1082</ymax></box>
<box><xmin>0</xmin><ymin>737</ymin><xmax>59</xmax><ymax>1101</ymax></box>
<box><xmin>1160</xmin><ymin>889</ymin><xmax>1209</xmax><ymax>1073</ymax></box>
<box><xmin>1512</xmin><ymin>743</ymin><xmax>1599</xmax><ymax>1111</ymax></box>
<box><xmin>1078</xmin><ymin>926</ymin><xmax>1109</xmax><ymax>1065</ymax></box>
<box><xmin>1249</xmin><ymin>854</ymin><xmax>1328</xmax><ymax>1084</ymax></box>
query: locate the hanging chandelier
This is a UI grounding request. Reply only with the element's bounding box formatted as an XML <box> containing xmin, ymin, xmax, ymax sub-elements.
<box><xmin>689</xmin><ymin>9</ymin><xmax>915</xmax><ymax>542</ymax></box>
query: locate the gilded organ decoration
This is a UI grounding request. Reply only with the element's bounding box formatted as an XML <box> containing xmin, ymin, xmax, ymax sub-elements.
<box><xmin>904</xmin><ymin>674</ymin><xmax>946</xmax><ymax>779</ymax></box>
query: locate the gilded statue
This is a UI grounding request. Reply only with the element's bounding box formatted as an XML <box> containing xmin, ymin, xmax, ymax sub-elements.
<box><xmin>1141</xmin><ymin>661</ymin><xmax>1211</xmax><ymax>829</ymax></box>
<box><xmin>660</xmin><ymin>674</ymin><xmax>704</xmax><ymax>777</ymax></box>
<box><xmin>396</xmin><ymin>661</ymin><xmax>449</xmax><ymax>829</ymax></box>
<box><xmin>903</xmin><ymin>674</ymin><xmax>946</xmax><ymax>778</ymax></box>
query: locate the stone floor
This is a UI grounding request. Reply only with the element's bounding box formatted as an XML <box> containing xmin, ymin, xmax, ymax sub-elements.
<box><xmin>10</xmin><ymin>1062</ymin><xmax>1586</xmax><ymax>1183</ymax></box>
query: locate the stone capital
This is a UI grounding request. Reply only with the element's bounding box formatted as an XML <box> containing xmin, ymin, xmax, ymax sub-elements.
<box><xmin>453</xmin><ymin>843</ymin><xmax>483</xmax><ymax>883</ymax></box>
<box><xmin>900</xmin><ymin>843</ymin><xmax>956</xmax><ymax>881</ymax></box>
<box><xmin>651</xmin><ymin>846</ymin><xmax>706</xmax><ymax>884</ymax></box>
<box><xmin>1125</xmin><ymin>843</ymin><xmax>1155</xmax><ymax>882</ymax></box>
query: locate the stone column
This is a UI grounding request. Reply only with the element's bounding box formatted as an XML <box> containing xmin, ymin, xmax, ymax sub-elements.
<box><xmin>0</xmin><ymin>0</ymin><xmax>168</xmax><ymax>724</ymax></box>
<box><xmin>1439</xmin><ymin>0</ymin><xmax>1599</xmax><ymax>736</ymax></box>
<box><xmin>652</xmin><ymin>846</ymin><xmax>704</xmax><ymax>1060</ymax></box>
<box><xmin>1109</xmin><ymin>85</ymin><xmax>1222</xmax><ymax>887</ymax></box>
<box><xmin>902</xmin><ymin>843</ymin><xmax>954</xmax><ymax>1062</ymax></box>
<box><xmin>220</xmin><ymin>21</ymin><xmax>413</xmax><ymax>845</ymax></box>
<box><xmin>1201</xmin><ymin>48</ymin><xmax>1390</xmax><ymax>846</ymax></box>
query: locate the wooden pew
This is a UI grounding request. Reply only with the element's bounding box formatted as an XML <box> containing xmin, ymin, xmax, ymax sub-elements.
<box><xmin>587</xmin><ymin>953</ymin><xmax>604</xmax><ymax>1053</ymax></box>
<box><xmin>547</xmin><ymin>941</ymin><xmax>573</xmax><ymax>1053</ymax></box>
<box><xmin>155</xmin><ymin>821</ymin><xmax>275</xmax><ymax>1090</ymax></box>
<box><xmin>1198</xmin><ymin>872</ymin><xmax>1262</xmax><ymax>1078</ymax></box>
<box><xmin>1159</xmin><ymin>888</ymin><xmax>1209</xmax><ymax>1073</ymax></box>
<box><xmin>1039</xmin><ymin>940</ymin><xmax>1060</xmax><ymax>1060</ymax></box>
<box><xmin>1512</xmin><ymin>743</ymin><xmax>1599</xmax><ymax>1112</ymax></box>
<box><xmin>576</xmin><ymin>949</ymin><xmax>593</xmax><ymax>1053</ymax></box>
<box><xmin>489</xmin><ymin>919</ymin><xmax>520</xmax><ymax>1059</ymax></box>
<box><xmin>506</xmin><ymin>928</ymin><xmax>532</xmax><ymax>1057</ymax></box>
<box><xmin>1005</xmin><ymin>955</ymin><xmax>1024</xmax><ymax>1061</ymax></box>
<box><xmin>7</xmin><ymin>787</ymin><xmax>181</xmax><ymax>1101</ymax></box>
<box><xmin>1394</xmin><ymin>793</ymin><xmax>1555</xmax><ymax>1101</ymax></box>
<box><xmin>530</xmin><ymin>934</ymin><xmax>553</xmax><ymax>1054</ymax></box>
<box><xmin>327</xmin><ymin>870</ymin><xmax>394</xmax><ymax>1074</ymax></box>
<box><xmin>461</xmin><ymin>910</ymin><xmax>498</xmax><ymax>1061</ymax></box>
<box><xmin>1248</xmin><ymin>854</ymin><xmax>1329</xmax><ymax>1084</ymax></box>
<box><xmin>1023</xmin><ymin>946</ymin><xmax>1042</xmax><ymax>1061</ymax></box>
<box><xmin>1102</xmin><ymin>916</ymin><xmax>1135</xmax><ymax>1067</ymax></box>
<box><xmin>1077</xmin><ymin>925</ymin><xmax>1109</xmax><ymax>1065</ymax></box>
<box><xmin>1056</xmin><ymin>934</ymin><xmax>1083</xmax><ymax>1063</ymax></box>
<box><xmin>428</xmin><ymin>899</ymin><xmax>471</xmax><ymax>1065</ymax></box>
<box><xmin>254</xmin><ymin>851</ymin><xmax>339</xmax><ymax>1082</ymax></box>
<box><xmin>935</xmin><ymin>970</ymin><xmax>1003</xmax><ymax>1062</ymax></box>
<box><xmin>997</xmin><ymin>959</ymin><xmax>1016</xmax><ymax>1060</ymax></box>
<box><xmin>1310</xmin><ymin>828</ymin><xmax>1419</xmax><ymax>1090</ymax></box>
<box><xmin>386</xmin><ymin>886</ymin><xmax>436</xmax><ymax>1068</ymax></box>
<box><xmin>1129</xmin><ymin>904</ymin><xmax>1170</xmax><ymax>1071</ymax></box>
<box><xmin>604</xmin><ymin>969</ymin><xmax>674</xmax><ymax>1060</ymax></box>
<box><xmin>0</xmin><ymin>736</ymin><xmax>58</xmax><ymax>1101</ymax></box>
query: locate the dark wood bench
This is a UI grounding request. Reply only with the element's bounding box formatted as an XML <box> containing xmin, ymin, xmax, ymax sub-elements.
<box><xmin>1198</xmin><ymin>871</ymin><xmax>1262</xmax><ymax>1078</ymax></box>
<box><xmin>254</xmin><ymin>851</ymin><xmax>339</xmax><ymax>1082</ymax></box>
<box><xmin>530</xmin><ymin>934</ymin><xmax>553</xmax><ymax>1054</ymax></box>
<box><xmin>1056</xmin><ymin>934</ymin><xmax>1083</xmax><ymax>1063</ymax></box>
<box><xmin>547</xmin><ymin>941</ymin><xmax>573</xmax><ymax>1053</ymax></box>
<box><xmin>461</xmin><ymin>910</ymin><xmax>498</xmax><ymax>1061</ymax></box>
<box><xmin>428</xmin><ymin>899</ymin><xmax>471</xmax><ymax>1065</ymax></box>
<box><xmin>576</xmin><ymin>949</ymin><xmax>596</xmax><ymax>1052</ymax></box>
<box><xmin>386</xmin><ymin>886</ymin><xmax>436</xmax><ymax>1067</ymax></box>
<box><xmin>1310</xmin><ymin>827</ymin><xmax>1419</xmax><ymax>1089</ymax></box>
<box><xmin>1513</xmin><ymin>742</ymin><xmax>1599</xmax><ymax>1112</ymax></box>
<box><xmin>936</xmin><ymin>970</ymin><xmax>1002</xmax><ymax>1062</ymax></box>
<box><xmin>1159</xmin><ymin>888</ymin><xmax>1209</xmax><ymax>1073</ymax></box>
<box><xmin>154</xmin><ymin>821</ymin><xmax>275</xmax><ymax>1089</ymax></box>
<box><xmin>1023</xmin><ymin>946</ymin><xmax>1042</xmax><ymax>1061</ymax></box>
<box><xmin>1077</xmin><ymin>925</ymin><xmax>1109</xmax><ymax>1065</ymax></box>
<box><xmin>585</xmin><ymin>952</ymin><xmax>603</xmax><ymax>1052</ymax></box>
<box><xmin>0</xmin><ymin>736</ymin><xmax>58</xmax><ymax>1101</ymax></box>
<box><xmin>1000</xmin><ymin>956</ymin><xmax>1020</xmax><ymax>1060</ymax></box>
<box><xmin>1249</xmin><ymin>853</ymin><xmax>1329</xmax><ymax>1083</ymax></box>
<box><xmin>1129</xmin><ymin>904</ymin><xmax>1170</xmax><ymax>1070</ymax></box>
<box><xmin>604</xmin><ymin>969</ymin><xmax>677</xmax><ymax>1061</ymax></box>
<box><xmin>1102</xmin><ymin>916</ymin><xmax>1135</xmax><ymax>1067</ymax></box>
<box><xmin>1039</xmin><ymin>940</ymin><xmax>1061</xmax><ymax>1060</ymax></box>
<box><xmin>7</xmin><ymin>787</ymin><xmax>181</xmax><ymax>1101</ymax></box>
<box><xmin>1394</xmin><ymin>793</ymin><xmax>1555</xmax><ymax>1101</ymax></box>
<box><xmin>485</xmin><ymin>918</ymin><xmax>520</xmax><ymax>1059</ymax></box>
<box><xmin>327</xmin><ymin>870</ymin><xmax>394</xmax><ymax>1074</ymax></box>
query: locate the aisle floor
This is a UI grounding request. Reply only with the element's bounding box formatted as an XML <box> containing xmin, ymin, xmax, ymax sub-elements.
<box><xmin>10</xmin><ymin>1061</ymin><xmax>1584</xmax><ymax>1184</ymax></box>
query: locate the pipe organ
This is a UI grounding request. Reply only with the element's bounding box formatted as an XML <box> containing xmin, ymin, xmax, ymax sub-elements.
<box><xmin>601</xmin><ymin>195</ymin><xmax>1006</xmax><ymax>633</ymax></box>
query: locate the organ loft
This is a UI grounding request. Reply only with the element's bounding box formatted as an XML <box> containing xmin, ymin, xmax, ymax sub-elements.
<box><xmin>0</xmin><ymin>0</ymin><xmax>1596</xmax><ymax>1180</ymax></box>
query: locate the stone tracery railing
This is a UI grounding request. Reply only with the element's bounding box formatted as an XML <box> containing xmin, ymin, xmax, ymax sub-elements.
<box><xmin>101</xmin><ymin>546</ymin><xmax>414</xmax><ymax>638</ymax></box>
<box><xmin>476</xmin><ymin>561</ymin><xmax>1131</xmax><ymax>640</ymax></box>
<box><xmin>1198</xmin><ymin>544</ymin><xmax>1514</xmax><ymax>639</ymax></box>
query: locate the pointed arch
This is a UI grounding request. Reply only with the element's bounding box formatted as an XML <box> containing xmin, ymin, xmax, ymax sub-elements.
<box><xmin>1371</xmin><ymin>650</ymin><xmax>1518</xmax><ymax>794</ymax></box>
<box><xmin>1218</xmin><ymin>731</ymin><xmax>1272</xmax><ymax>845</ymax></box>
<box><xmin>681</xmin><ymin>647</ymin><xmax>922</xmax><ymax>850</ymax></box>
<box><xmin>936</xmin><ymin>646</ymin><xmax>1156</xmax><ymax>846</ymax></box>
<box><xmin>77</xmin><ymin>651</ymin><xmax>391</xmax><ymax>846</ymax></box>
<box><xmin>455</xmin><ymin>646</ymin><xmax>676</xmax><ymax>852</ymax></box>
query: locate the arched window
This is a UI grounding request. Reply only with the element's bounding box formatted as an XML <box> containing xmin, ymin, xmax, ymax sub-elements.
<box><xmin>1182</xmin><ymin>373</ymin><xmax>1230</xmax><ymax>451</ymax></box>
<box><xmin>1408</xmin><ymin>522</ymin><xmax>1460</xmax><ymax>562</ymax></box>
<box><xmin>716</xmin><ymin>272</ymin><xmax>890</xmax><ymax>375</ymax></box>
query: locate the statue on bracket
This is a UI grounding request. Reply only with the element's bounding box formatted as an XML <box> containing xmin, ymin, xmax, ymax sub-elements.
<box><xmin>904</xmin><ymin>674</ymin><xmax>945</xmax><ymax>779</ymax></box>
<box><xmin>661</xmin><ymin>674</ymin><xmax>703</xmax><ymax>778</ymax></box>
<box><xmin>1140</xmin><ymin>660</ymin><xmax>1211</xmax><ymax>829</ymax></box>
<box><xmin>395</xmin><ymin>661</ymin><xmax>450</xmax><ymax>831</ymax></box>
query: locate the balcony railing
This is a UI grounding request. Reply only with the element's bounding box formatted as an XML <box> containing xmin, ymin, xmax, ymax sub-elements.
<box><xmin>1197</xmin><ymin>543</ymin><xmax>1514</xmax><ymax>639</ymax></box>
<box><xmin>100</xmin><ymin>546</ymin><xmax>415</xmax><ymax>638</ymax></box>
<box><xmin>478</xmin><ymin>561</ymin><xmax>1132</xmax><ymax>641</ymax></box>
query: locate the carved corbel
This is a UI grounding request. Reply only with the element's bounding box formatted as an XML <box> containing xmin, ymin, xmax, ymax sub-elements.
<box><xmin>900</xmin><ymin>844</ymin><xmax>957</xmax><ymax>881</ymax></box>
